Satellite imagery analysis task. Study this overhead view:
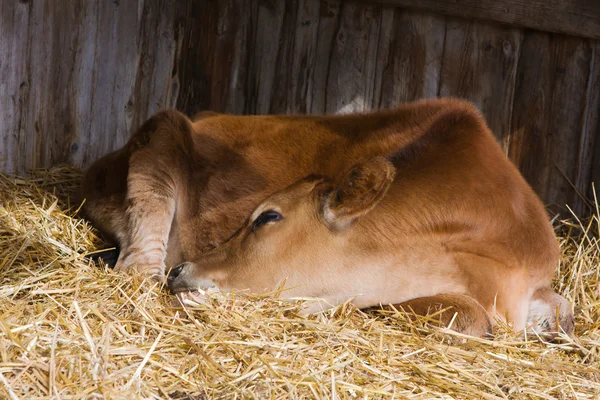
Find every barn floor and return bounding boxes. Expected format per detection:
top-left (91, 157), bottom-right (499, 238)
top-left (1, 167), bottom-right (599, 399)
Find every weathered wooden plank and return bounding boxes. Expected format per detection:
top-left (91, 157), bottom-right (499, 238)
top-left (374, 9), bottom-right (446, 109)
top-left (308, 0), bottom-right (343, 114)
top-left (438, 18), bottom-right (522, 141)
top-left (582, 41), bottom-right (600, 210)
top-left (82, 0), bottom-right (140, 165)
top-left (123, 1), bottom-right (181, 140)
top-left (0, 0), bottom-right (183, 173)
top-left (206, 0), bottom-right (258, 115)
top-left (246, 0), bottom-right (288, 114)
top-left (277, 0), bottom-right (321, 114)
top-left (363, 0), bottom-right (600, 40)
top-left (325, 1), bottom-right (384, 114)
top-left (1, 0), bottom-right (599, 220)
top-left (246, 0), bottom-right (340, 115)
top-left (508, 33), bottom-right (597, 215)
top-left (0, 0), bottom-right (29, 172)
top-left (250, 0), bottom-right (326, 115)
top-left (217, 0), bottom-right (260, 115)
top-left (173, 0), bottom-right (223, 115)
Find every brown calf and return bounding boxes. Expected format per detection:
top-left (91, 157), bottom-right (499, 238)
top-left (82, 98), bottom-right (573, 337)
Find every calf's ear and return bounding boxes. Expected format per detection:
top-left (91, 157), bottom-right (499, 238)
top-left (322, 157), bottom-right (396, 231)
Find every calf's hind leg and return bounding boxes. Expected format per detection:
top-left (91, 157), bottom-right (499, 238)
top-left (376, 293), bottom-right (492, 338)
top-left (527, 287), bottom-right (574, 337)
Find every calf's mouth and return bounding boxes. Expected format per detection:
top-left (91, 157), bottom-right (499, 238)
top-left (166, 262), bottom-right (219, 294)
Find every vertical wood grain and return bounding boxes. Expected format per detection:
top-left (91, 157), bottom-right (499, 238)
top-left (209, 0), bottom-right (257, 115)
top-left (0, 0), bottom-right (29, 172)
top-left (275, 0), bottom-right (321, 114)
top-left (375, 9), bottom-right (446, 109)
top-left (0, 0), bottom-right (183, 172)
top-left (325, 2), bottom-right (383, 114)
top-left (438, 19), bottom-right (522, 141)
top-left (248, 0), bottom-right (287, 114)
top-left (509, 33), bottom-right (596, 214)
top-left (579, 41), bottom-right (600, 212)
top-left (253, 0), bottom-right (327, 114)
top-left (1, 0), bottom-right (599, 216)
top-left (173, 0), bottom-right (220, 115)
top-left (360, 0), bottom-right (600, 40)
top-left (307, 0), bottom-right (343, 114)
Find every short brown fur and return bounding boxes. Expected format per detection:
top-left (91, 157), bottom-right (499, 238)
top-left (82, 98), bottom-right (573, 337)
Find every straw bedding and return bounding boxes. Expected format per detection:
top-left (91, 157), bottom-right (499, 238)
top-left (0, 167), bottom-right (599, 399)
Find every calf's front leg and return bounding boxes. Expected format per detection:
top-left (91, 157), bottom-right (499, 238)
top-left (114, 111), bottom-right (193, 279)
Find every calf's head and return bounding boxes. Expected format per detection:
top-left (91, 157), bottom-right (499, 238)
top-left (167, 157), bottom-right (396, 295)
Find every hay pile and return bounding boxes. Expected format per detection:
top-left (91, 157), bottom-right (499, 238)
top-left (0, 167), bottom-right (599, 399)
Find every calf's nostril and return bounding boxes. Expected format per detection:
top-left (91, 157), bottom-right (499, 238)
top-left (168, 263), bottom-right (186, 280)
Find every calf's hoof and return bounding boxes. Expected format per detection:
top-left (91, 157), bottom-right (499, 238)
top-left (527, 288), bottom-right (575, 339)
top-left (113, 254), bottom-right (167, 282)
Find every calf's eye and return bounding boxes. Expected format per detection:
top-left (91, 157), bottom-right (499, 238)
top-left (252, 210), bottom-right (283, 231)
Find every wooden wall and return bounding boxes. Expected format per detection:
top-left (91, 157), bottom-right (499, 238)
top-left (1, 0), bottom-right (599, 216)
